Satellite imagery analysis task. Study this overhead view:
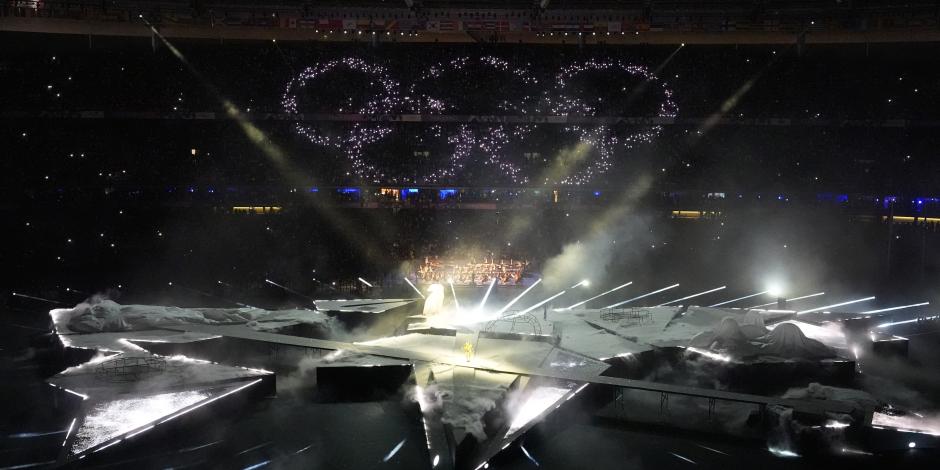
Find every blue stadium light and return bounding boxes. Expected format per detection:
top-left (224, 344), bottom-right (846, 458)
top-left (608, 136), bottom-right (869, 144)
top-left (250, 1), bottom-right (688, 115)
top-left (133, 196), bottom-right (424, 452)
top-left (309, 187), bottom-right (319, 193)
top-left (338, 187), bottom-right (359, 194)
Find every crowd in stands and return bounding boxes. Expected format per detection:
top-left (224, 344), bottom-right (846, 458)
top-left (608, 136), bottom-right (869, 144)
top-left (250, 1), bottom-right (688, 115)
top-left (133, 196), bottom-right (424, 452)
top-left (0, 38), bottom-right (937, 194)
top-left (4, 119), bottom-right (940, 200)
top-left (4, 35), bottom-right (940, 304)
top-left (0, 37), bottom-right (940, 194)
top-left (2, 38), bottom-right (938, 120)
top-left (7, 195), bottom-right (940, 310)
top-left (415, 256), bottom-right (529, 286)
top-left (3, 0), bottom-right (937, 38)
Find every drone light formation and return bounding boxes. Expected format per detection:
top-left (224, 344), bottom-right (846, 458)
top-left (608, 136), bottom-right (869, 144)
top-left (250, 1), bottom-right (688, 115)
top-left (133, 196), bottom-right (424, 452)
top-left (14, 15), bottom-right (940, 470)
top-left (281, 57), bottom-right (677, 185)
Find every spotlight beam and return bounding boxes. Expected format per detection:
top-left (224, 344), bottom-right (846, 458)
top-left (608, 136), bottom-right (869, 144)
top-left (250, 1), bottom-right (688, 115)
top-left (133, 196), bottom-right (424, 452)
top-left (651, 43), bottom-right (684, 77)
top-left (657, 286), bottom-right (726, 307)
top-left (478, 278), bottom-right (497, 311)
top-left (358, 277), bottom-right (373, 288)
top-left (495, 278), bottom-right (542, 316)
top-left (449, 281), bottom-right (460, 313)
top-left (506, 290), bottom-right (567, 319)
top-left (520, 444), bottom-right (541, 467)
top-left (622, 43), bottom-right (683, 109)
top-left (781, 292), bottom-right (826, 303)
top-left (141, 18), bottom-right (385, 269)
top-left (265, 278), bottom-right (316, 305)
top-left (566, 282), bottom-right (633, 310)
top-left (875, 315), bottom-right (940, 329)
top-left (604, 283), bottom-right (679, 309)
top-left (861, 302), bottom-right (929, 314)
top-left (748, 292), bottom-right (825, 309)
top-left (693, 47), bottom-right (785, 140)
top-left (797, 296), bottom-right (875, 315)
top-left (383, 439), bottom-right (407, 463)
top-left (708, 290), bottom-right (768, 307)
top-left (403, 277), bottom-right (425, 299)
top-left (11, 292), bottom-right (67, 305)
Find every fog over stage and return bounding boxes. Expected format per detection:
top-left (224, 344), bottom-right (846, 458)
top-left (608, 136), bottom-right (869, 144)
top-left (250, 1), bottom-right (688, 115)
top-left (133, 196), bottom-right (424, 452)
top-left (39, 284), bottom-right (940, 469)
top-left (8, 11), bottom-right (940, 469)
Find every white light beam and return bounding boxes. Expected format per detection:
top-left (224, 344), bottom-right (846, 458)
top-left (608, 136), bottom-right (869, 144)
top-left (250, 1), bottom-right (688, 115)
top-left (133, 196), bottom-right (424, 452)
top-left (749, 291), bottom-right (824, 309)
top-left (875, 315), bottom-right (940, 329)
top-left (861, 302), bottom-right (929, 314)
top-left (495, 278), bottom-right (542, 316)
top-left (657, 286), bottom-right (726, 307)
top-left (478, 278), bottom-right (497, 311)
top-left (520, 444), bottom-right (540, 467)
top-left (449, 281), bottom-right (460, 313)
top-left (62, 418), bottom-right (76, 448)
top-left (12, 292), bottom-right (66, 305)
top-left (670, 452), bottom-right (697, 464)
top-left (505, 290), bottom-right (567, 319)
top-left (358, 277), bottom-right (373, 288)
top-left (797, 296), bottom-right (875, 314)
top-left (383, 439), bottom-right (407, 462)
top-left (264, 278), bottom-right (315, 303)
top-left (566, 282), bottom-right (633, 310)
top-left (604, 283), bottom-right (680, 309)
top-left (708, 290), bottom-right (767, 307)
top-left (403, 277), bottom-right (425, 299)
top-left (159, 379), bottom-right (262, 425)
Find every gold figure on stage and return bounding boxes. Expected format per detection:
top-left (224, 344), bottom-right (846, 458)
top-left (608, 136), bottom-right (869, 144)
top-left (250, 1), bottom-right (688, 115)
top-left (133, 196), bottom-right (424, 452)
top-left (462, 341), bottom-right (474, 362)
